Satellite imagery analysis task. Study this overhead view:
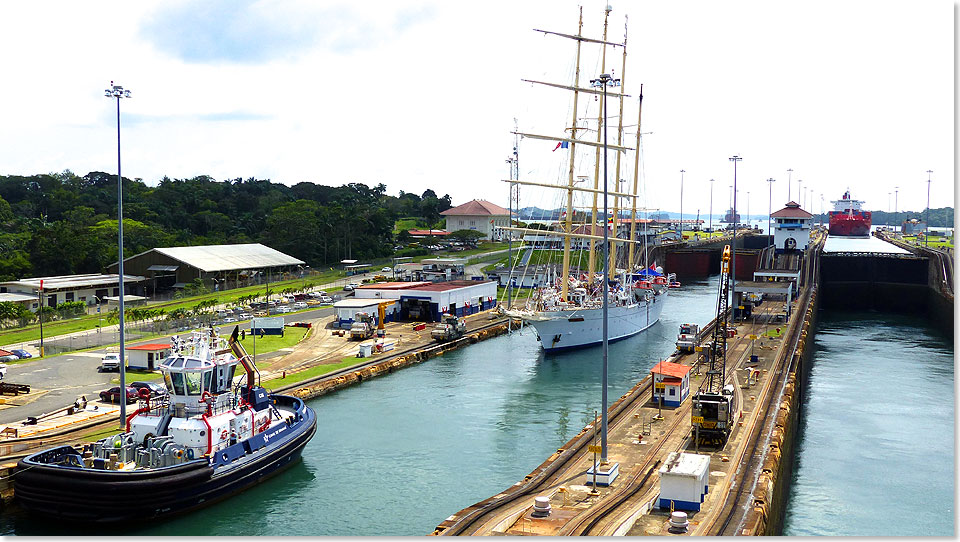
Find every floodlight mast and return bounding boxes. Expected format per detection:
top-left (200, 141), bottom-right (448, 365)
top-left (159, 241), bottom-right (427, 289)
top-left (105, 81), bottom-right (131, 425)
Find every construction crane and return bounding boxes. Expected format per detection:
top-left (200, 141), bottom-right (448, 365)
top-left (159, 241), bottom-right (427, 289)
top-left (691, 244), bottom-right (738, 447)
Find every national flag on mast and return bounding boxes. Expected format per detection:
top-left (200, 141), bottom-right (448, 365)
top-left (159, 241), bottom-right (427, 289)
top-left (552, 141), bottom-right (569, 152)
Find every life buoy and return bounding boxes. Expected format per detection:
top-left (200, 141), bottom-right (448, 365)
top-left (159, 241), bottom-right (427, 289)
top-left (187, 448), bottom-right (195, 460)
top-left (220, 428), bottom-right (229, 441)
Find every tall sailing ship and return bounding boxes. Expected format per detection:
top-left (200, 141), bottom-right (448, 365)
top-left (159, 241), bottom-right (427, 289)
top-left (501, 6), bottom-right (668, 353)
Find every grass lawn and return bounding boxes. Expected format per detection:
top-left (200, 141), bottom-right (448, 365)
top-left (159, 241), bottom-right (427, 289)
top-left (77, 424), bottom-right (125, 442)
top-left (901, 235), bottom-right (954, 250)
top-left (261, 356), bottom-right (362, 388)
top-left (498, 286), bottom-right (533, 301)
top-left (238, 326), bottom-right (310, 357)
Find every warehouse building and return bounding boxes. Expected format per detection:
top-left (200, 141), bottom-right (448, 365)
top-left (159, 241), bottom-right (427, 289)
top-left (0, 274), bottom-right (144, 310)
top-left (353, 280), bottom-right (497, 322)
top-left (108, 243), bottom-right (304, 295)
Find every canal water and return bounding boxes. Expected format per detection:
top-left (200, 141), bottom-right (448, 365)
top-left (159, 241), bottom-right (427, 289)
top-left (782, 310), bottom-right (954, 536)
top-left (1, 277), bottom-right (720, 536)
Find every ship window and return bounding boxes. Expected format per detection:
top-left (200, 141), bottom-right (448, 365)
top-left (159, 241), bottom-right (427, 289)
top-left (170, 372), bottom-right (185, 396)
top-left (202, 370), bottom-right (213, 394)
top-left (227, 365), bottom-right (237, 383)
top-left (163, 372), bottom-right (174, 393)
top-left (184, 371), bottom-right (203, 395)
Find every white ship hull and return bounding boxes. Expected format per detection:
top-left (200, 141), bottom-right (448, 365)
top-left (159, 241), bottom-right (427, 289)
top-left (519, 292), bottom-right (666, 352)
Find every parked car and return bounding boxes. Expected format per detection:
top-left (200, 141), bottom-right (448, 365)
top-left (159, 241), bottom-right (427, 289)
top-left (0, 363), bottom-right (7, 380)
top-left (381, 267), bottom-right (392, 272)
top-left (223, 316), bottom-right (238, 323)
top-left (129, 381), bottom-right (167, 399)
top-left (99, 386), bottom-right (139, 404)
top-left (318, 295), bottom-right (333, 304)
top-left (0, 352), bottom-right (17, 363)
top-left (344, 283), bottom-right (360, 291)
top-left (275, 306), bottom-right (291, 314)
top-left (99, 353), bottom-right (123, 372)
top-left (238, 312), bottom-right (252, 320)
top-left (11, 349), bottom-right (32, 359)
top-left (292, 301), bottom-right (307, 309)
top-left (253, 310), bottom-right (268, 317)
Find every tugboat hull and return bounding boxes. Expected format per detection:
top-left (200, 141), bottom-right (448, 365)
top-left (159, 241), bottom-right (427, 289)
top-left (14, 394), bottom-right (316, 523)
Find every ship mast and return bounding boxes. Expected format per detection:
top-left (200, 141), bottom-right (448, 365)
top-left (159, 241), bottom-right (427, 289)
top-left (609, 17), bottom-right (628, 277)
top-left (627, 85), bottom-right (643, 270)
top-left (560, 7), bottom-right (585, 303)
top-left (588, 6), bottom-right (612, 286)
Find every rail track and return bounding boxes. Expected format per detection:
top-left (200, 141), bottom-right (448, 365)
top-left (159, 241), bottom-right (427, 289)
top-left (436, 298), bottom-right (803, 537)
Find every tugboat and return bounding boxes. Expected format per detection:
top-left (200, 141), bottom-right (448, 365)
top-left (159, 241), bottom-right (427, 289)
top-left (828, 190), bottom-right (871, 236)
top-left (14, 327), bottom-right (316, 523)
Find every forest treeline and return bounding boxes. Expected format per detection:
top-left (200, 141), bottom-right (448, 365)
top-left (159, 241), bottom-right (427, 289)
top-left (0, 171), bottom-right (453, 281)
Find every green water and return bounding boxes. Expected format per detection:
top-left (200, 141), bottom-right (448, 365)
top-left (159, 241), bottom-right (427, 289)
top-left (782, 310), bottom-right (954, 536)
top-left (1, 277), bottom-right (720, 536)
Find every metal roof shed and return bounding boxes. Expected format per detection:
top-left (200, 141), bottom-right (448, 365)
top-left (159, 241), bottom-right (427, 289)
top-left (108, 243), bottom-right (303, 295)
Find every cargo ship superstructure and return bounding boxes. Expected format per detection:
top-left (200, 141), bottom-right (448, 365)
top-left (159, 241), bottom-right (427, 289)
top-left (828, 190), bottom-right (871, 236)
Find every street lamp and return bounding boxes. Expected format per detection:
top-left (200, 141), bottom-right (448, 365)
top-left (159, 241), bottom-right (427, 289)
top-left (679, 169), bottom-right (685, 237)
top-left (766, 178), bottom-right (776, 244)
top-left (925, 170), bottom-right (932, 247)
top-left (729, 155), bottom-right (742, 313)
top-left (787, 168), bottom-right (793, 201)
top-left (797, 179), bottom-right (803, 206)
top-left (894, 186), bottom-right (899, 230)
top-left (709, 179), bottom-right (715, 236)
top-left (590, 72), bottom-right (619, 466)
top-left (105, 81), bottom-right (131, 425)
top-left (746, 191), bottom-right (750, 229)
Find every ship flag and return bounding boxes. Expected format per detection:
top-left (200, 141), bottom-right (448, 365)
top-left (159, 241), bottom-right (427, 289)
top-left (553, 141), bottom-right (569, 151)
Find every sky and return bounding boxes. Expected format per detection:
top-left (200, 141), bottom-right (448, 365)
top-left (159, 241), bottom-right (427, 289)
top-left (0, 0), bottom-right (954, 219)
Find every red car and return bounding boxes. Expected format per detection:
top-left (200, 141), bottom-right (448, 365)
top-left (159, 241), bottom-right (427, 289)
top-left (99, 386), bottom-right (139, 404)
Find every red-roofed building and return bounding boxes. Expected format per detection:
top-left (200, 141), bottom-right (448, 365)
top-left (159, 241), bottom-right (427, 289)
top-left (441, 199), bottom-right (511, 240)
top-left (651, 361), bottom-right (693, 407)
top-left (771, 201), bottom-right (813, 251)
top-left (126, 343), bottom-right (172, 371)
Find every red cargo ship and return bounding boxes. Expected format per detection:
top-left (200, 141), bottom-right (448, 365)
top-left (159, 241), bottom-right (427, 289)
top-left (828, 190), bottom-right (871, 236)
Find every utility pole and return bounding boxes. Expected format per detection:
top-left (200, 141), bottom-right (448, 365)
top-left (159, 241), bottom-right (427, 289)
top-left (105, 81), bottom-right (131, 426)
top-left (894, 186), bottom-right (899, 231)
top-left (591, 71), bottom-right (620, 465)
top-left (729, 155), bottom-right (742, 313)
top-left (679, 169), bottom-right (685, 238)
top-left (925, 170), bottom-right (932, 247)
top-left (766, 178), bottom-right (776, 245)
top-left (787, 168), bottom-right (793, 201)
top-left (709, 179), bottom-right (715, 235)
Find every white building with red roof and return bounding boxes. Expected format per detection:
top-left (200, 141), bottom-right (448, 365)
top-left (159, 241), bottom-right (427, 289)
top-left (650, 361), bottom-right (693, 407)
top-left (441, 200), bottom-right (511, 240)
top-left (770, 201), bottom-right (813, 251)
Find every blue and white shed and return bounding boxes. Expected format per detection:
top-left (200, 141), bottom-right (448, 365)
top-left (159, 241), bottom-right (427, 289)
top-left (658, 452), bottom-right (711, 511)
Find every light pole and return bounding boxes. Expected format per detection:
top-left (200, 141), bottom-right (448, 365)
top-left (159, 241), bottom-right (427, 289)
top-left (709, 179), bottom-right (715, 236)
top-left (679, 169), bottom-right (685, 237)
top-left (746, 191), bottom-right (750, 229)
top-left (925, 170), bottom-right (932, 246)
top-left (729, 155), bottom-right (742, 314)
top-left (766, 178), bottom-right (776, 244)
top-left (105, 81), bottom-right (131, 425)
top-left (590, 72), bottom-right (619, 466)
top-left (797, 179), bottom-right (803, 207)
top-left (894, 186), bottom-right (899, 231)
top-left (787, 168), bottom-right (793, 201)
